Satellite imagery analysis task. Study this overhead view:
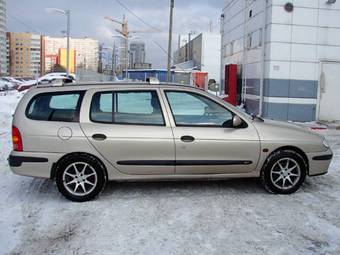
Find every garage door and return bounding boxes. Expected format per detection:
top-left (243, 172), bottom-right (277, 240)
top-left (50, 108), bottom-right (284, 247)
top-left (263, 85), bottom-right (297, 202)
top-left (318, 62), bottom-right (340, 121)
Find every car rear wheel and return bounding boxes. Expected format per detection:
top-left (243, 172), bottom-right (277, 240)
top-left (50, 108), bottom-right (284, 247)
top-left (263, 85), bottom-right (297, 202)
top-left (261, 150), bottom-right (307, 194)
top-left (55, 154), bottom-right (106, 202)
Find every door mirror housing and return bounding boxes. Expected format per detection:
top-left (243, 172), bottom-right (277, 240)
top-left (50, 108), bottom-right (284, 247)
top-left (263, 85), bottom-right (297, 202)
top-left (233, 115), bottom-right (243, 128)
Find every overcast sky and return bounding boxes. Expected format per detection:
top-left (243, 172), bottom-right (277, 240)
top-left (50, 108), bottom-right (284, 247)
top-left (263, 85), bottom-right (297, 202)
top-left (7, 0), bottom-right (224, 68)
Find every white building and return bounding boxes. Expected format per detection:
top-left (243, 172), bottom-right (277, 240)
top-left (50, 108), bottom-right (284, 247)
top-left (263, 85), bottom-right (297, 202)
top-left (174, 32), bottom-right (221, 82)
top-left (221, 0), bottom-right (340, 122)
top-left (0, 0), bottom-right (7, 75)
top-left (45, 36), bottom-right (99, 72)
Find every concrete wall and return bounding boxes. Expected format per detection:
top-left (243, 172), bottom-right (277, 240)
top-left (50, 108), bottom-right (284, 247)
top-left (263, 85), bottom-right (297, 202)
top-left (221, 0), bottom-right (268, 112)
top-left (221, 0), bottom-right (340, 122)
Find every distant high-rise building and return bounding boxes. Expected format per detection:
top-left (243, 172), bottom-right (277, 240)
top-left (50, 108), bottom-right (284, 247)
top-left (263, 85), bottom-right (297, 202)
top-left (7, 32), bottom-right (45, 77)
top-left (129, 41), bottom-right (146, 68)
top-left (114, 36), bottom-right (127, 74)
top-left (0, 0), bottom-right (7, 75)
top-left (45, 36), bottom-right (99, 72)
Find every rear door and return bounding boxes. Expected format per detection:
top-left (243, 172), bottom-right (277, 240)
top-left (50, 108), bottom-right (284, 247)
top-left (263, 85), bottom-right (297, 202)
top-left (80, 88), bottom-right (175, 175)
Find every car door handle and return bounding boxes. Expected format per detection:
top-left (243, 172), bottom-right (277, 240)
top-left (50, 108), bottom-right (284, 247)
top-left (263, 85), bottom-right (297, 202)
top-left (92, 134), bottom-right (107, 141)
top-left (181, 135), bottom-right (195, 143)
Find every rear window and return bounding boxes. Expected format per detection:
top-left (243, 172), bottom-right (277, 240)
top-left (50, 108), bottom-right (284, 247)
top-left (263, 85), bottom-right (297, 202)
top-left (26, 91), bottom-right (84, 122)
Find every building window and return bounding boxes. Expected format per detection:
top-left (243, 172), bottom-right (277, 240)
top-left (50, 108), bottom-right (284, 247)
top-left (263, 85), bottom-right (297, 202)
top-left (259, 28), bottom-right (263, 47)
top-left (247, 33), bottom-right (253, 49)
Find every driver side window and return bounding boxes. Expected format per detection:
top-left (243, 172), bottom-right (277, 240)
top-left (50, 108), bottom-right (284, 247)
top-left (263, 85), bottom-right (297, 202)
top-left (165, 91), bottom-right (233, 127)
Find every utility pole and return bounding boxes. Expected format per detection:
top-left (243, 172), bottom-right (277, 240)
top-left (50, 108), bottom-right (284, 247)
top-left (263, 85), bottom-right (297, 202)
top-left (111, 42), bottom-right (116, 79)
top-left (167, 0), bottom-right (174, 82)
top-left (122, 15), bottom-right (129, 80)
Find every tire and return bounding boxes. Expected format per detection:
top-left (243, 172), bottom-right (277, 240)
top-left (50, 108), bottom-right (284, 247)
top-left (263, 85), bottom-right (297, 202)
top-left (261, 149), bottom-right (307, 194)
top-left (55, 154), bottom-right (106, 202)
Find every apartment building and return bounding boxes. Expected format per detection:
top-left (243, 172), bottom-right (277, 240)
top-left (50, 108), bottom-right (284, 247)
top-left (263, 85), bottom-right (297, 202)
top-left (221, 0), bottom-right (340, 122)
top-left (7, 32), bottom-right (45, 77)
top-left (0, 0), bottom-right (7, 75)
top-left (45, 36), bottom-right (99, 72)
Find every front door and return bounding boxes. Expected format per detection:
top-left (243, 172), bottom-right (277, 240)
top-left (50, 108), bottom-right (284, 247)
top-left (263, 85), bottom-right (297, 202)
top-left (163, 89), bottom-right (260, 175)
top-left (80, 88), bottom-right (175, 175)
top-left (318, 62), bottom-right (340, 121)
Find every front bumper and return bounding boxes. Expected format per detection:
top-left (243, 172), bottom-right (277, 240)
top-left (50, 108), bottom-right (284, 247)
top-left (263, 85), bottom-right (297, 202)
top-left (306, 148), bottom-right (333, 176)
top-left (8, 151), bottom-right (64, 179)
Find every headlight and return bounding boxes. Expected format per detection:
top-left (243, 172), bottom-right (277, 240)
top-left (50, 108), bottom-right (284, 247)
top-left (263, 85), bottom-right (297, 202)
top-left (323, 139), bottom-right (330, 149)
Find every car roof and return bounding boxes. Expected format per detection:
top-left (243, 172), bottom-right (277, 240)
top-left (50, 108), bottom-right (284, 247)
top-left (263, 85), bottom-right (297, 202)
top-left (32, 81), bottom-right (200, 92)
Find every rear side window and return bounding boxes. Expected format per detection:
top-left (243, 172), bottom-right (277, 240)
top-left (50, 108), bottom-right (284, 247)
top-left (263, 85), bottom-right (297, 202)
top-left (90, 90), bottom-right (165, 126)
top-left (26, 91), bottom-right (84, 122)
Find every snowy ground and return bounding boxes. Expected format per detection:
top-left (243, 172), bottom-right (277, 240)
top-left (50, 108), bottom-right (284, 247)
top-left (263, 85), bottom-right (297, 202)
top-left (1, 92), bottom-right (340, 255)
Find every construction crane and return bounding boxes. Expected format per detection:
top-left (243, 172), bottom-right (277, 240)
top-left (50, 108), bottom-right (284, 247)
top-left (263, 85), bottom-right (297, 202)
top-left (105, 15), bottom-right (159, 79)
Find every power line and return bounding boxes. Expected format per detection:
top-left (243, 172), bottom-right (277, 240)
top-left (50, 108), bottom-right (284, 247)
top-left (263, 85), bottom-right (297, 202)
top-left (152, 40), bottom-right (204, 87)
top-left (113, 0), bottom-right (161, 32)
top-left (152, 40), bottom-right (185, 71)
top-left (7, 12), bottom-right (41, 34)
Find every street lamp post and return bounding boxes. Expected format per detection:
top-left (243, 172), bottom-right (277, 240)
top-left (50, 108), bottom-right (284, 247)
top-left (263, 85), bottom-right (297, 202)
top-left (46, 8), bottom-right (71, 78)
top-left (66, 10), bottom-right (70, 78)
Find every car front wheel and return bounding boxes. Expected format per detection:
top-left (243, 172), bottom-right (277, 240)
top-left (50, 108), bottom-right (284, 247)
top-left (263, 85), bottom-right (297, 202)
top-left (261, 150), bottom-right (307, 194)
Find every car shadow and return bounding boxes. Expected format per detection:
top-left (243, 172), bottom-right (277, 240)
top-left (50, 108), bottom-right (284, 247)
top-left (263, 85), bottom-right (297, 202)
top-left (100, 178), bottom-right (267, 200)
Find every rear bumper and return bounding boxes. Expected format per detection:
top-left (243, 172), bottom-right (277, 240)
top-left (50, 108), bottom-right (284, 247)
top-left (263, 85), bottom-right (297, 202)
top-left (8, 155), bottom-right (48, 167)
top-left (307, 148), bottom-right (333, 176)
top-left (8, 151), bottom-right (64, 179)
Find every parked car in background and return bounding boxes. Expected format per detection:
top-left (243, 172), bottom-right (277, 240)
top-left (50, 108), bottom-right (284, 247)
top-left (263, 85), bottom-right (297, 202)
top-left (1, 77), bottom-right (23, 90)
top-left (40, 72), bottom-right (76, 81)
top-left (9, 81), bottom-right (333, 202)
top-left (0, 80), bottom-right (14, 91)
top-left (18, 75), bottom-right (76, 92)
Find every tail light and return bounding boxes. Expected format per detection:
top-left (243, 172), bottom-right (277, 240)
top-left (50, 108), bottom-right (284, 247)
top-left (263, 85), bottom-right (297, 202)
top-left (12, 125), bottom-right (23, 151)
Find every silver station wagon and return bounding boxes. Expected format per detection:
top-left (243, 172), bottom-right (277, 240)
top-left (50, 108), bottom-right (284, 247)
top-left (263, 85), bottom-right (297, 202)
top-left (9, 81), bottom-right (333, 202)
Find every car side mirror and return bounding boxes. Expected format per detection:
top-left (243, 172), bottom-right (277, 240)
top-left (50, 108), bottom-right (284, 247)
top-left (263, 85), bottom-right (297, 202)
top-left (233, 115), bottom-right (243, 128)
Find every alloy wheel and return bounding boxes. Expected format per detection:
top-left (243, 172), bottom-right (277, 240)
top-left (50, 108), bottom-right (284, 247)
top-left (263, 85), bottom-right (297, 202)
top-left (62, 162), bottom-right (98, 196)
top-left (270, 158), bottom-right (301, 190)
